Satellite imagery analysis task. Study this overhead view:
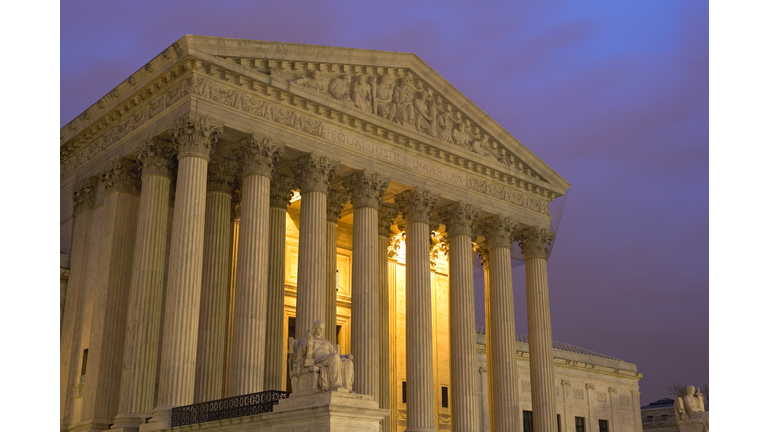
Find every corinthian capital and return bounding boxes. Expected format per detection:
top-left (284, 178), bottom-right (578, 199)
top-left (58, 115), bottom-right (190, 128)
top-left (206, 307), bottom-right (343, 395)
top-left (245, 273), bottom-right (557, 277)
top-left (269, 174), bottom-right (296, 208)
top-left (477, 216), bottom-right (517, 249)
top-left (394, 188), bottom-right (438, 224)
top-left (73, 176), bottom-right (98, 214)
top-left (233, 134), bottom-right (284, 178)
top-left (387, 232), bottom-right (403, 259)
top-left (515, 227), bottom-right (554, 259)
top-left (289, 153), bottom-right (339, 194)
top-left (378, 204), bottom-right (400, 237)
top-left (170, 113), bottom-right (222, 160)
top-left (342, 170), bottom-right (390, 209)
top-left (207, 155), bottom-right (239, 193)
top-left (135, 138), bottom-right (177, 178)
top-left (327, 189), bottom-right (348, 222)
top-left (438, 202), bottom-right (479, 238)
top-left (101, 157), bottom-right (140, 196)
top-left (473, 238), bottom-right (489, 268)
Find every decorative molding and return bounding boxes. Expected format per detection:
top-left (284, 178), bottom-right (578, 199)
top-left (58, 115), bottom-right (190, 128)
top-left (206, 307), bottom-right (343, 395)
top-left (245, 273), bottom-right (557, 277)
top-left (207, 155), bottom-right (239, 193)
top-left (586, 383), bottom-right (596, 391)
top-left (341, 170), bottom-right (389, 210)
top-left (438, 202), bottom-right (479, 238)
top-left (326, 189), bottom-right (348, 222)
top-left (60, 268), bottom-right (71, 284)
top-left (387, 232), bottom-right (403, 259)
top-left (573, 388), bottom-right (584, 400)
top-left (289, 153), bottom-right (339, 194)
top-left (516, 227), bottom-right (554, 259)
top-left (72, 176), bottom-right (98, 214)
top-left (472, 238), bottom-right (489, 269)
top-left (135, 137), bottom-right (177, 178)
top-left (269, 174), bottom-right (296, 208)
top-left (230, 188), bottom-right (242, 221)
top-left (477, 216), bottom-right (517, 250)
top-left (101, 157), bottom-right (141, 196)
top-left (521, 380), bottom-right (531, 392)
top-left (597, 391), bottom-right (607, 402)
top-left (232, 133), bottom-right (284, 178)
top-left (170, 113), bottom-right (222, 160)
top-left (394, 188), bottom-right (437, 224)
top-left (378, 204), bottom-right (399, 238)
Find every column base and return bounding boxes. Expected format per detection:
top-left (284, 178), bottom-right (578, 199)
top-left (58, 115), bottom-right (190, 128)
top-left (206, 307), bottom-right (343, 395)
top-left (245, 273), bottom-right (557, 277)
top-left (111, 414), bottom-right (149, 432)
top-left (71, 419), bottom-right (112, 432)
top-left (139, 406), bottom-right (173, 431)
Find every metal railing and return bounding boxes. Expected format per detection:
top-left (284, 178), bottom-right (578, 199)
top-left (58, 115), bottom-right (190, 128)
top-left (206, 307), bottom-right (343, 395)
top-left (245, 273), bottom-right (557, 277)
top-left (170, 390), bottom-right (290, 427)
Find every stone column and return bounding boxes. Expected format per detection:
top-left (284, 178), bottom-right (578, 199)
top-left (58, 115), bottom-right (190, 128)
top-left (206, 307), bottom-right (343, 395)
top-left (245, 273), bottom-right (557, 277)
top-left (516, 227), bottom-right (557, 432)
top-left (113, 138), bottom-right (176, 431)
top-left (472, 240), bottom-right (493, 431)
top-left (477, 216), bottom-right (520, 432)
top-left (193, 156), bottom-right (238, 403)
top-left (228, 134), bottom-right (284, 396)
top-left (343, 171), bottom-right (389, 399)
top-left (394, 188), bottom-right (438, 432)
top-left (387, 231), bottom-right (402, 432)
top-left (263, 174), bottom-right (296, 391)
top-left (61, 175), bottom-right (98, 430)
top-left (154, 114), bottom-right (222, 422)
top-left (439, 203), bottom-right (481, 432)
top-left (378, 205), bottom-right (399, 432)
top-left (79, 158), bottom-right (141, 431)
top-left (289, 154), bottom-right (339, 337)
top-left (60, 256), bottom-right (70, 334)
top-left (325, 190), bottom-right (348, 346)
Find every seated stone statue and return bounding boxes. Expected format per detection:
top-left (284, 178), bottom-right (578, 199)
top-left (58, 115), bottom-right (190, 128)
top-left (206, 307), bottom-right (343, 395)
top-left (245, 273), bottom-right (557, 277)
top-left (289, 319), bottom-right (354, 395)
top-left (674, 385), bottom-right (708, 432)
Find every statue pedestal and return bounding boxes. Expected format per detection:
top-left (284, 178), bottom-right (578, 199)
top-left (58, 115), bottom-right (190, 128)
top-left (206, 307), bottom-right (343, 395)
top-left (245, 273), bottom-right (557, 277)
top-left (677, 419), bottom-right (707, 432)
top-left (265, 390), bottom-right (388, 432)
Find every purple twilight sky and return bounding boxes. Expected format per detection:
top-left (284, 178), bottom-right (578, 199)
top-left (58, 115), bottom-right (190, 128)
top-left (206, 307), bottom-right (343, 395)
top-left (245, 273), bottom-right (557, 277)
top-left (60, 1), bottom-right (708, 406)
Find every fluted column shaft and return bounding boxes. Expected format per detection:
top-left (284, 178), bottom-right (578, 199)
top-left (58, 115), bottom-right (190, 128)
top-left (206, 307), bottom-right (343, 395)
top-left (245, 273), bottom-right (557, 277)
top-left (325, 190), bottom-right (347, 346)
top-left (264, 174), bottom-right (294, 391)
top-left (387, 236), bottom-right (400, 432)
top-left (395, 188), bottom-right (438, 432)
top-left (194, 188), bottom-right (233, 402)
top-left (228, 134), bottom-right (283, 396)
top-left (61, 176), bottom-right (97, 429)
top-left (291, 154), bottom-right (338, 337)
top-left (344, 171), bottom-right (388, 400)
top-left (80, 159), bottom-right (141, 429)
top-left (378, 204), bottom-right (398, 432)
top-left (440, 202), bottom-right (481, 432)
top-left (115, 139), bottom-right (174, 429)
top-left (518, 227), bottom-right (557, 432)
top-left (478, 216), bottom-right (521, 432)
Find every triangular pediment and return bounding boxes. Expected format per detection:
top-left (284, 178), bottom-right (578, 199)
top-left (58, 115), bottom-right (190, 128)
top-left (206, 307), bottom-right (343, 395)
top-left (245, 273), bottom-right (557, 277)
top-left (183, 36), bottom-right (569, 195)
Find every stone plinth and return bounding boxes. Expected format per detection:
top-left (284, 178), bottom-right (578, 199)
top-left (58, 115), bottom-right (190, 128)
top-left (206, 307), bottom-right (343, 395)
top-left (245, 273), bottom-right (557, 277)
top-left (269, 391), bottom-right (389, 432)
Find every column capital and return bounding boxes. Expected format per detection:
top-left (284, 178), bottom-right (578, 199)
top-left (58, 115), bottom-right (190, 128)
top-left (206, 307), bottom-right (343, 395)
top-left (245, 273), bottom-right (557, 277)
top-left (207, 155), bottom-right (239, 194)
top-left (438, 202), bottom-right (479, 238)
top-left (586, 383), bottom-right (595, 390)
top-left (342, 170), bottom-right (390, 209)
top-left (233, 134), bottom-right (284, 178)
top-left (170, 113), bottom-right (222, 160)
top-left (135, 138), bottom-right (177, 178)
top-left (378, 204), bottom-right (400, 237)
top-left (231, 188), bottom-right (241, 221)
top-left (430, 227), bottom-right (447, 269)
top-left (289, 153), bottom-right (339, 194)
top-left (387, 232), bottom-right (403, 259)
top-left (326, 189), bottom-right (348, 222)
top-left (477, 216), bottom-right (517, 249)
top-left (269, 174), bottom-right (296, 208)
top-left (516, 227), bottom-right (554, 259)
top-left (393, 188), bottom-right (438, 224)
top-left (102, 157), bottom-right (141, 196)
top-left (73, 175), bottom-right (98, 214)
top-left (472, 238), bottom-right (489, 268)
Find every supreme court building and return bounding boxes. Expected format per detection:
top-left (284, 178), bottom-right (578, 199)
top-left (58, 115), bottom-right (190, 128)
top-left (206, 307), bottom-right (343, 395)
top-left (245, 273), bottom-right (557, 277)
top-left (60, 36), bottom-right (644, 432)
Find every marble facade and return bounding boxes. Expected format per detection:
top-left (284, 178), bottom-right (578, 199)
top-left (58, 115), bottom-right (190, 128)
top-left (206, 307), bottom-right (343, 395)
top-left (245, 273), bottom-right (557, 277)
top-left (61, 36), bottom-right (641, 432)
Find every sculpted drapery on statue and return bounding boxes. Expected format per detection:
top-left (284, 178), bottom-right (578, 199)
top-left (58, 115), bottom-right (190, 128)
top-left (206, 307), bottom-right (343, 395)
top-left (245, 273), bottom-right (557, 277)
top-left (675, 385), bottom-right (709, 431)
top-left (289, 320), bottom-right (354, 394)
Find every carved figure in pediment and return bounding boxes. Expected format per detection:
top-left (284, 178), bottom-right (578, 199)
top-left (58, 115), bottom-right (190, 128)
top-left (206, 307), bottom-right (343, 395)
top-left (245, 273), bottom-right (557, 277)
top-left (328, 74), bottom-right (352, 100)
top-left (452, 123), bottom-right (471, 148)
top-left (374, 75), bottom-right (395, 118)
top-left (352, 75), bottom-right (373, 113)
top-left (269, 66), bottom-right (285, 79)
top-left (391, 75), bottom-right (415, 124)
top-left (414, 91), bottom-right (438, 137)
top-left (292, 69), bottom-right (325, 93)
top-left (470, 135), bottom-right (492, 157)
top-left (436, 112), bottom-right (454, 143)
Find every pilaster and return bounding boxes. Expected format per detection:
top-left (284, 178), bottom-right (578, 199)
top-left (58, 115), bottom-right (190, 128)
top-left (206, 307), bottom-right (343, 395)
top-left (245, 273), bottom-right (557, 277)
top-left (394, 188), bottom-right (438, 432)
top-left (289, 154), bottom-right (339, 337)
top-left (228, 134), bottom-right (284, 396)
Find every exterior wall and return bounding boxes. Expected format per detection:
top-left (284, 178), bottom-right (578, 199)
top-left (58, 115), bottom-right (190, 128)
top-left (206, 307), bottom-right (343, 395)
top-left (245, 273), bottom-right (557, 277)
top-left (641, 405), bottom-right (677, 432)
